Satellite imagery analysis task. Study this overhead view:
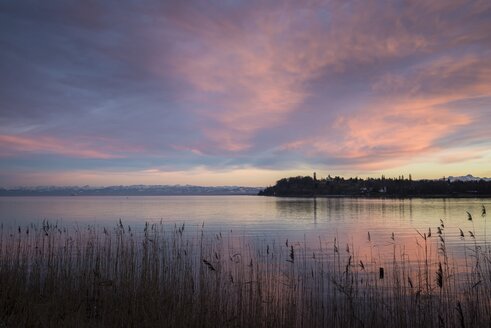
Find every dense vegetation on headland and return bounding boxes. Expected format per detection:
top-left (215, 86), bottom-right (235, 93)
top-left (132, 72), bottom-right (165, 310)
top-left (258, 175), bottom-right (491, 197)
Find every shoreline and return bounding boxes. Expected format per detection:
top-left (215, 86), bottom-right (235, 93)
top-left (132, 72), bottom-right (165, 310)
top-left (259, 194), bottom-right (491, 199)
top-left (0, 193), bottom-right (490, 199)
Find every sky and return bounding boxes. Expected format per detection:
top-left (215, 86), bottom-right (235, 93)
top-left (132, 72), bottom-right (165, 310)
top-left (0, 0), bottom-right (490, 187)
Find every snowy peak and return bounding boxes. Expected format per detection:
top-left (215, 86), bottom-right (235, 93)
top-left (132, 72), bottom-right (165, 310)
top-left (447, 174), bottom-right (491, 182)
top-left (0, 185), bottom-right (263, 196)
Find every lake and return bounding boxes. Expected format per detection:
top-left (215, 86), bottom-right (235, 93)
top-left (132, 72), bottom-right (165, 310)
top-left (1, 196), bottom-right (489, 262)
top-left (1, 196), bottom-right (491, 326)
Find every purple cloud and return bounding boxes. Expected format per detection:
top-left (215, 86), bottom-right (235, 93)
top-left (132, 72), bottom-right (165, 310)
top-left (0, 0), bottom-right (490, 185)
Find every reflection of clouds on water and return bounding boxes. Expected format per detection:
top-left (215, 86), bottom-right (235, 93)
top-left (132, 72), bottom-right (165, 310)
top-left (0, 196), bottom-right (489, 267)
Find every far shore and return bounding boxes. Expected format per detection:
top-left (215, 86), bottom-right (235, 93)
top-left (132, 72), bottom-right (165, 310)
top-left (1, 193), bottom-right (490, 199)
top-left (259, 193), bottom-right (491, 199)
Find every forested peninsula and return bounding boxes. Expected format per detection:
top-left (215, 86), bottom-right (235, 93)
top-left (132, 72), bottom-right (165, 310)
top-left (258, 175), bottom-right (491, 197)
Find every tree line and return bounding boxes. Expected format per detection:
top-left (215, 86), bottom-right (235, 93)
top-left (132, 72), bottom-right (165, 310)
top-left (258, 175), bottom-right (491, 197)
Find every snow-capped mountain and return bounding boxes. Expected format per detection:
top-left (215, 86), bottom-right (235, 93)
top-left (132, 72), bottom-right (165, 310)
top-left (0, 185), bottom-right (263, 196)
top-left (447, 174), bottom-right (491, 182)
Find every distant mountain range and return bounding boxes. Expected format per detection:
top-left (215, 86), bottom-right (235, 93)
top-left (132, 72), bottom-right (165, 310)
top-left (447, 174), bottom-right (491, 182)
top-left (0, 185), bottom-right (262, 196)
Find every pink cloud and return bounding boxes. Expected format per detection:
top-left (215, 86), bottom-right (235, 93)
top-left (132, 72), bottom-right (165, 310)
top-left (156, 1), bottom-right (444, 155)
top-left (0, 134), bottom-right (124, 159)
top-left (280, 98), bottom-right (473, 170)
top-left (339, 103), bottom-right (470, 162)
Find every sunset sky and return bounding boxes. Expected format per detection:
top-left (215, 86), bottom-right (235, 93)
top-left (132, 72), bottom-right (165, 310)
top-left (1, 1), bottom-right (490, 187)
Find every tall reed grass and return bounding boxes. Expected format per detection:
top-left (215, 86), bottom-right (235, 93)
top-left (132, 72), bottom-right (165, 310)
top-left (0, 209), bottom-right (490, 327)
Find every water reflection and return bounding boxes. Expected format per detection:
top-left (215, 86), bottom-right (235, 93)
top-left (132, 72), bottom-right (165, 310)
top-left (275, 198), bottom-right (318, 223)
top-left (0, 196), bottom-right (489, 262)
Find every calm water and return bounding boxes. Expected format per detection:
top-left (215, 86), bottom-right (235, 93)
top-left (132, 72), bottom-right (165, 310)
top-left (1, 196), bottom-right (489, 261)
